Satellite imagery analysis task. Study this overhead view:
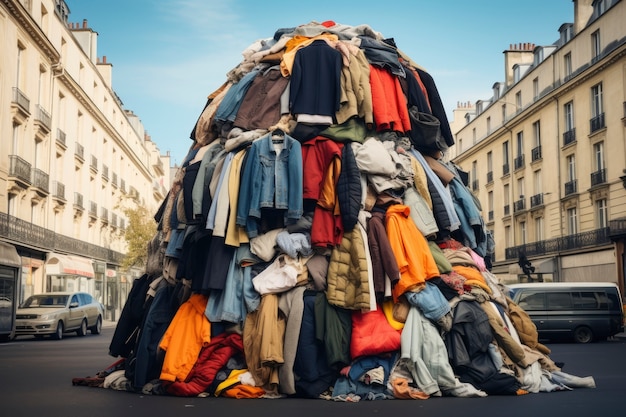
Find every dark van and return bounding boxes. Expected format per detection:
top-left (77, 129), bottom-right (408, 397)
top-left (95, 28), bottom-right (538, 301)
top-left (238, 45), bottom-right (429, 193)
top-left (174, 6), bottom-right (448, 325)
top-left (507, 282), bottom-right (624, 343)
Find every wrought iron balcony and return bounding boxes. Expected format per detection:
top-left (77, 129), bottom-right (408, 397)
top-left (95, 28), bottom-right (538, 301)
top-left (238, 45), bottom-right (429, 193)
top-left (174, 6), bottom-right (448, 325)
top-left (563, 128), bottom-right (576, 146)
top-left (56, 128), bottom-right (67, 149)
top-left (502, 163), bottom-right (510, 176)
top-left (89, 201), bottom-right (98, 218)
top-left (530, 193), bottom-right (544, 208)
top-left (8, 155), bottom-right (32, 187)
top-left (514, 198), bottom-right (526, 212)
top-left (504, 204), bottom-right (510, 216)
top-left (34, 104), bottom-right (52, 132)
top-left (505, 227), bottom-right (611, 259)
top-left (564, 179), bottom-right (577, 196)
top-left (471, 179), bottom-right (479, 191)
top-left (590, 168), bottom-right (606, 187)
top-left (590, 113), bottom-right (605, 133)
top-left (73, 192), bottom-right (84, 210)
top-left (531, 145), bottom-right (542, 162)
top-left (488, 210), bottom-right (494, 221)
top-left (514, 155), bottom-right (525, 170)
top-left (75, 143), bottom-right (85, 161)
top-left (90, 155), bottom-right (98, 173)
top-left (11, 87), bottom-right (30, 114)
top-left (486, 171), bottom-right (493, 184)
top-left (30, 168), bottom-right (49, 194)
top-left (51, 181), bottom-right (66, 201)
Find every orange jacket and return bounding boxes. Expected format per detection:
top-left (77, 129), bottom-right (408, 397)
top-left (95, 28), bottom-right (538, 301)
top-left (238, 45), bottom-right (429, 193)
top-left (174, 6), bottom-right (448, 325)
top-left (386, 204), bottom-right (440, 302)
top-left (159, 294), bottom-right (212, 382)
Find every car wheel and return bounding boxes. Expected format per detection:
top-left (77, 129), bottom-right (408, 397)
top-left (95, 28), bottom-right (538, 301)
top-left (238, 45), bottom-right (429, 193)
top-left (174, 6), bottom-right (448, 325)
top-left (573, 326), bottom-right (593, 343)
top-left (90, 316), bottom-right (102, 335)
top-left (77, 319), bottom-right (87, 336)
top-left (53, 321), bottom-right (64, 340)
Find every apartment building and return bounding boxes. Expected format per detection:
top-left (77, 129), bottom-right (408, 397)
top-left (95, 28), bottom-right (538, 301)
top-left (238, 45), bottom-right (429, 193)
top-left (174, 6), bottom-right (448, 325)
top-left (450, 0), bottom-right (626, 297)
top-left (0, 0), bottom-right (170, 320)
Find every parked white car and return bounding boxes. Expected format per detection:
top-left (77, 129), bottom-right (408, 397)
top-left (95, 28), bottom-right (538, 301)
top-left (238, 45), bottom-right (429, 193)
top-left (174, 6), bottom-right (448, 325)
top-left (15, 292), bottom-right (104, 340)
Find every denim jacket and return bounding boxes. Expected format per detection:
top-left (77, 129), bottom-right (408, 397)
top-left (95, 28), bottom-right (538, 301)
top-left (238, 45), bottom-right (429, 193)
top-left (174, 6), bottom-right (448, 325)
top-left (236, 132), bottom-right (303, 238)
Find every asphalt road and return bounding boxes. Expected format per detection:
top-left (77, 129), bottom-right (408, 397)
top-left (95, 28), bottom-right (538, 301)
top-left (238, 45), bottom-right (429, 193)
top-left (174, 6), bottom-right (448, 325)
top-left (0, 326), bottom-right (624, 417)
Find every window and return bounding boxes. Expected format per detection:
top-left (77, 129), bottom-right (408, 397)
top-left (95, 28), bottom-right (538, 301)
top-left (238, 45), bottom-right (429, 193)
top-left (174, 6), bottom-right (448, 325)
top-left (591, 83), bottom-right (603, 118)
top-left (519, 221), bottom-right (527, 245)
top-left (503, 141), bottom-right (510, 175)
top-left (533, 121), bottom-right (541, 148)
top-left (534, 170), bottom-right (542, 194)
top-left (486, 116), bottom-right (491, 134)
top-left (535, 216), bottom-right (544, 241)
top-left (566, 154), bottom-right (576, 181)
top-left (487, 151), bottom-right (493, 182)
top-left (505, 225), bottom-right (511, 247)
top-left (572, 292), bottom-right (599, 309)
top-left (516, 131), bottom-right (524, 157)
top-left (547, 292), bottom-right (573, 309)
top-left (488, 191), bottom-right (494, 216)
top-left (517, 177), bottom-right (525, 199)
top-left (567, 207), bottom-right (578, 234)
top-left (596, 198), bottom-right (608, 228)
top-left (518, 291), bottom-right (545, 310)
top-left (533, 77), bottom-right (539, 100)
top-left (515, 91), bottom-right (522, 111)
top-left (502, 103), bottom-right (507, 123)
top-left (504, 184), bottom-right (510, 205)
top-left (593, 142), bottom-right (604, 172)
top-left (594, 0), bottom-right (606, 17)
top-left (564, 101), bottom-right (574, 131)
top-left (591, 30), bottom-right (601, 62)
top-left (564, 52), bottom-right (572, 78)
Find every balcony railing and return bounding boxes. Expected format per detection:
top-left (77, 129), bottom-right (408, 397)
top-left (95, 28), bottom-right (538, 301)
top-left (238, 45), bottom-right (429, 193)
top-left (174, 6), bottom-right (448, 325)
top-left (514, 155), bottom-right (525, 170)
top-left (531, 145), bottom-right (542, 162)
top-left (8, 155), bottom-right (32, 185)
top-left (12, 87), bottom-right (30, 113)
top-left (90, 155), bottom-right (98, 173)
top-left (530, 193), bottom-right (544, 207)
top-left (590, 113), bottom-right (605, 133)
top-left (590, 168), bottom-right (606, 186)
top-left (502, 163), bottom-right (510, 176)
top-left (504, 204), bottom-right (510, 216)
top-left (564, 179), bottom-right (577, 196)
top-left (471, 179), bottom-right (479, 191)
top-left (56, 128), bottom-right (66, 148)
top-left (35, 104), bottom-right (52, 131)
top-left (563, 128), bottom-right (576, 146)
top-left (30, 168), bottom-right (49, 193)
top-left (51, 181), bottom-right (65, 200)
top-left (0, 211), bottom-right (124, 264)
top-left (74, 192), bottom-right (84, 210)
top-left (75, 143), bottom-right (85, 161)
top-left (488, 210), bottom-right (494, 221)
top-left (89, 201), bottom-right (98, 218)
top-left (514, 198), bottom-right (526, 212)
top-left (505, 227), bottom-right (611, 259)
top-left (486, 171), bottom-right (493, 183)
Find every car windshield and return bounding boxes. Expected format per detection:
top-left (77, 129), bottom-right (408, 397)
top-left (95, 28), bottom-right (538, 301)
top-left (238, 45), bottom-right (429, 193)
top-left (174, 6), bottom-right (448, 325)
top-left (21, 295), bottom-right (69, 308)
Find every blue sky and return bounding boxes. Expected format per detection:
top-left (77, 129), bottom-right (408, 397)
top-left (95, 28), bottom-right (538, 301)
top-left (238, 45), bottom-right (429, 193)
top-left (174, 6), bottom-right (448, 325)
top-left (67, 0), bottom-right (573, 166)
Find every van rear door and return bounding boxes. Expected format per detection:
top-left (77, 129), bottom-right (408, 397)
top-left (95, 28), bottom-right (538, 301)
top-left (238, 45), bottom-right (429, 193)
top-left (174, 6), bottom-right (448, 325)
top-left (515, 289), bottom-right (549, 334)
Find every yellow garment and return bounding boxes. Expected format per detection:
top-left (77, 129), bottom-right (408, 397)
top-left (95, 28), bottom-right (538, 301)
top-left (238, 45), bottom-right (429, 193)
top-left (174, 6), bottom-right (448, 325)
top-left (225, 149), bottom-right (250, 246)
top-left (382, 299), bottom-right (405, 330)
top-left (214, 369), bottom-right (248, 396)
top-left (409, 155), bottom-right (432, 209)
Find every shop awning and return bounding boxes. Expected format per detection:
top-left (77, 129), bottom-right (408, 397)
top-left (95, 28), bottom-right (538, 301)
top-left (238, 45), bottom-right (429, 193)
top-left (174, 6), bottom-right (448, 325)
top-left (46, 253), bottom-right (95, 278)
top-left (0, 241), bottom-right (20, 268)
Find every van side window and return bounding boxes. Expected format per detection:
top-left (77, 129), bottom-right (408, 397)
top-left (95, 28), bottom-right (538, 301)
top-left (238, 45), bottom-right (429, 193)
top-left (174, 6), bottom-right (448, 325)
top-left (546, 292), bottom-right (573, 309)
top-left (572, 291), bottom-right (598, 309)
top-left (518, 291), bottom-right (546, 310)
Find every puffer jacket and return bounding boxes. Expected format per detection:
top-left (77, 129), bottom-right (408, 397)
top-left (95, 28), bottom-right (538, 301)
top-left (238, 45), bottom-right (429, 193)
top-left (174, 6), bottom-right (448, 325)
top-left (166, 332), bottom-right (244, 397)
top-left (326, 225), bottom-right (371, 310)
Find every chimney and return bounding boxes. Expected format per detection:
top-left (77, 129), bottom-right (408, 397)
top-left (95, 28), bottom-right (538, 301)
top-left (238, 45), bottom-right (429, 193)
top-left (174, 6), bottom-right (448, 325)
top-left (83, 19), bottom-right (88, 29)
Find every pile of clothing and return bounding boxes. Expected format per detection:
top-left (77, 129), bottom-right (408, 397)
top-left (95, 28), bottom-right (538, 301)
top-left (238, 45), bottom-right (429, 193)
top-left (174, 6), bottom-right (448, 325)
top-left (73, 20), bottom-right (596, 400)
